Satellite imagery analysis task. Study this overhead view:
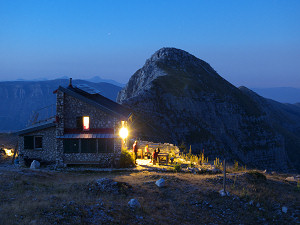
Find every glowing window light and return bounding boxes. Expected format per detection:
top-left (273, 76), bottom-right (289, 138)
top-left (83, 116), bottom-right (89, 130)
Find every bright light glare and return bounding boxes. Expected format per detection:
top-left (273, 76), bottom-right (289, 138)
top-left (4, 148), bottom-right (13, 156)
top-left (119, 127), bottom-right (128, 139)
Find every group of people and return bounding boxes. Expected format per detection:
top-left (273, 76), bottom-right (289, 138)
top-left (132, 140), bottom-right (160, 165)
top-left (150, 148), bottom-right (160, 165)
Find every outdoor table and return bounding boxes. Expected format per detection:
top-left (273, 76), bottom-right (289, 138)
top-left (157, 153), bottom-right (169, 165)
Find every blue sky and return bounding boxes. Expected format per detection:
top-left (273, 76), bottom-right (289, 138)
top-left (0, 0), bottom-right (299, 87)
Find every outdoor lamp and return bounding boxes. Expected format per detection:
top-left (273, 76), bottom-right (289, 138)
top-left (119, 121), bottom-right (128, 139)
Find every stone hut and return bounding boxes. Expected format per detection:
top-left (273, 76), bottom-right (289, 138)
top-left (17, 80), bottom-right (131, 167)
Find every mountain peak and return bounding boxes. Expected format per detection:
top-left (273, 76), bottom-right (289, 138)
top-left (117, 48), bottom-right (223, 103)
top-left (149, 47), bottom-right (194, 61)
top-left (146, 48), bottom-right (203, 70)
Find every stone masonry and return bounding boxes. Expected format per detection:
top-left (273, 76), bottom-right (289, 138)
top-left (55, 90), bottom-right (122, 167)
top-left (18, 126), bottom-right (56, 166)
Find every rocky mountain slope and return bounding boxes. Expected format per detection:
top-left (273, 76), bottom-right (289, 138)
top-left (0, 79), bottom-right (121, 132)
top-left (118, 48), bottom-right (300, 172)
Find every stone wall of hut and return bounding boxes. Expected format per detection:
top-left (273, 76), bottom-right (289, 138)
top-left (56, 90), bottom-right (122, 167)
top-left (18, 126), bottom-right (56, 166)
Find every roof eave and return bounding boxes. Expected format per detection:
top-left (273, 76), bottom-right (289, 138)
top-left (16, 123), bottom-right (56, 136)
top-left (57, 86), bottom-right (130, 120)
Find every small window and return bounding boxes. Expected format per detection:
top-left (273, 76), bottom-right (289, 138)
top-left (76, 116), bottom-right (90, 130)
top-left (24, 136), bottom-right (34, 149)
top-left (34, 136), bottom-right (43, 149)
top-left (83, 116), bottom-right (89, 130)
top-left (24, 136), bottom-right (43, 150)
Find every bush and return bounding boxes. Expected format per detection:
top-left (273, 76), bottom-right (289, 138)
top-left (214, 157), bottom-right (223, 170)
top-left (246, 171), bottom-right (266, 183)
top-left (174, 164), bottom-right (181, 172)
top-left (234, 160), bottom-right (239, 171)
top-left (189, 162), bottom-right (195, 168)
top-left (119, 149), bottom-right (135, 168)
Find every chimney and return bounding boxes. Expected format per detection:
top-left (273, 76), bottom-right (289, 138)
top-left (69, 78), bottom-right (73, 87)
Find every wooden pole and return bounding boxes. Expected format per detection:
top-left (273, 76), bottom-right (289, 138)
top-left (223, 159), bottom-right (226, 192)
top-left (11, 143), bottom-right (18, 164)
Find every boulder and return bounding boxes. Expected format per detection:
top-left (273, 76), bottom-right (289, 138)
top-left (155, 178), bottom-right (165, 187)
top-left (219, 189), bottom-right (229, 197)
top-left (282, 206), bottom-right (288, 213)
top-left (89, 178), bottom-right (132, 194)
top-left (191, 167), bottom-right (200, 174)
top-left (212, 168), bottom-right (220, 174)
top-left (95, 178), bottom-right (118, 193)
top-left (30, 160), bottom-right (40, 169)
top-left (128, 199), bottom-right (141, 209)
top-left (285, 176), bottom-right (296, 182)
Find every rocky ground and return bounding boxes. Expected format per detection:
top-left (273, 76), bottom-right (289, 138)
top-left (0, 157), bottom-right (299, 225)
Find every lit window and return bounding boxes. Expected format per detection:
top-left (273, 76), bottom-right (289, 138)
top-left (83, 116), bottom-right (89, 130)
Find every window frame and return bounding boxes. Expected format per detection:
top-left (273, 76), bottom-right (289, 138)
top-left (81, 138), bottom-right (97, 153)
top-left (24, 135), bottom-right (43, 150)
top-left (97, 138), bottom-right (114, 153)
top-left (63, 139), bottom-right (80, 153)
top-left (63, 138), bottom-right (115, 154)
top-left (34, 136), bottom-right (43, 149)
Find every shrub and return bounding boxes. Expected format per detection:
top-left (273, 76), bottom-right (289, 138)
top-left (246, 171), bottom-right (266, 183)
top-left (214, 157), bottom-right (223, 169)
top-left (232, 160), bottom-right (247, 172)
top-left (119, 149), bottom-right (135, 168)
top-left (174, 164), bottom-right (181, 172)
top-left (234, 160), bottom-right (239, 171)
top-left (189, 162), bottom-right (195, 168)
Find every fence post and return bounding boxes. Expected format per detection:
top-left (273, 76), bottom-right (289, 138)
top-left (223, 159), bottom-right (226, 192)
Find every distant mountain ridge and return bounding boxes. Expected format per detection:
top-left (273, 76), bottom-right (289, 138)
top-left (0, 79), bottom-right (122, 132)
top-left (87, 76), bottom-right (125, 87)
top-left (118, 47), bottom-right (300, 172)
top-left (251, 87), bottom-right (300, 104)
top-left (2, 76), bottom-right (125, 88)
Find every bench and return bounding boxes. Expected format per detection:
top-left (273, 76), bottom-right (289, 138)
top-left (157, 153), bottom-right (169, 165)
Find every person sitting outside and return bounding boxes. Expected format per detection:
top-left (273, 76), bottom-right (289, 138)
top-left (152, 148), bottom-right (161, 165)
top-left (152, 149), bottom-right (157, 165)
top-left (144, 144), bottom-right (150, 159)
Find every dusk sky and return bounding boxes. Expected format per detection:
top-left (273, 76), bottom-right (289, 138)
top-left (0, 0), bottom-right (299, 87)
